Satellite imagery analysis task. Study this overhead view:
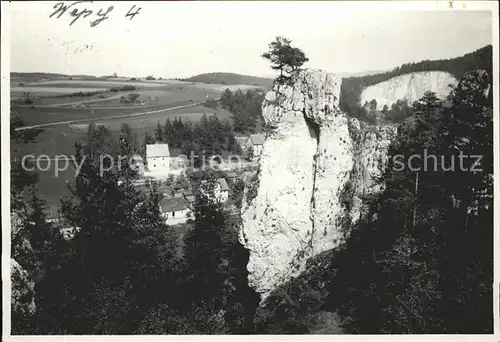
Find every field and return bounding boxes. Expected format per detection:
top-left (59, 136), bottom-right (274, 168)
top-left (10, 75), bottom-right (246, 216)
top-left (11, 86), bottom-right (110, 99)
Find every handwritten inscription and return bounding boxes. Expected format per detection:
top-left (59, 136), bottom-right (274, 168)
top-left (49, 1), bottom-right (142, 27)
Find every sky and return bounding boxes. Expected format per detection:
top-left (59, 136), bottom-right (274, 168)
top-left (8, 1), bottom-right (494, 79)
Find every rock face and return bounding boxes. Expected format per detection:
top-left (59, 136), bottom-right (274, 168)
top-left (11, 258), bottom-right (37, 318)
top-left (240, 69), bottom-right (396, 299)
top-left (11, 212), bottom-right (37, 320)
top-left (360, 71), bottom-right (457, 110)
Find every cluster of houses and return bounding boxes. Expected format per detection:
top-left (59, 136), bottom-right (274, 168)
top-left (136, 135), bottom-right (266, 225)
top-left (47, 134), bottom-right (266, 238)
top-left (159, 177), bottom-right (230, 226)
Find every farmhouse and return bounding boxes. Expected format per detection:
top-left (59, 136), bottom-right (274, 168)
top-left (160, 196), bottom-right (192, 225)
top-left (131, 155), bottom-right (145, 175)
top-left (146, 143), bottom-right (170, 173)
top-left (200, 177), bottom-right (230, 203)
top-left (235, 136), bottom-right (248, 148)
top-left (245, 134), bottom-right (265, 157)
top-left (225, 171), bottom-right (238, 181)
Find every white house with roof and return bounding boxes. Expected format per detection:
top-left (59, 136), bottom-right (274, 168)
top-left (146, 143), bottom-right (170, 173)
top-left (245, 134), bottom-right (265, 158)
top-left (200, 178), bottom-right (230, 203)
top-left (235, 136), bottom-right (249, 149)
top-left (160, 196), bottom-right (192, 225)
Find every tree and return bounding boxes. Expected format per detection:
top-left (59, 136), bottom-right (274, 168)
top-left (246, 146), bottom-right (254, 161)
top-left (261, 36), bottom-right (309, 83)
top-left (163, 118), bottom-right (173, 145)
top-left (382, 104), bottom-right (388, 112)
top-left (128, 93), bottom-right (140, 102)
top-left (144, 132), bottom-right (155, 145)
top-left (155, 122), bottom-right (164, 142)
top-left (184, 175), bottom-right (227, 308)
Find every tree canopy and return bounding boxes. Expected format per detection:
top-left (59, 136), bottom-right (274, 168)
top-left (261, 36), bottom-right (309, 83)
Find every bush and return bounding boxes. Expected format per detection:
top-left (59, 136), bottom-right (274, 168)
top-left (110, 85), bottom-right (136, 92)
top-left (128, 93), bottom-right (140, 102)
top-left (122, 85), bottom-right (136, 91)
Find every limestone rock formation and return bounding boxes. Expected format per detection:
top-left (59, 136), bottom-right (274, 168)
top-left (11, 211), bottom-right (37, 321)
top-left (240, 69), bottom-right (396, 299)
top-left (11, 258), bottom-right (37, 318)
top-left (360, 71), bottom-right (457, 110)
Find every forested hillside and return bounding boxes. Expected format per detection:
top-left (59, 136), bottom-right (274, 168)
top-left (255, 69), bottom-right (493, 334)
top-left (183, 72), bottom-right (273, 88)
top-left (340, 45), bottom-right (492, 112)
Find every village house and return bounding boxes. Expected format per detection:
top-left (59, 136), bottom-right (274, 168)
top-left (146, 143), bottom-right (170, 173)
top-left (245, 133), bottom-right (265, 158)
top-left (183, 190), bottom-right (196, 209)
top-left (225, 171), bottom-right (238, 182)
top-left (200, 177), bottom-right (230, 203)
top-left (160, 196), bottom-right (192, 225)
top-left (235, 136), bottom-right (249, 150)
top-left (131, 155), bottom-right (145, 175)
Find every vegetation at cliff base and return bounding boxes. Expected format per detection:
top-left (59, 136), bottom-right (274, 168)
top-left (255, 69), bottom-right (493, 334)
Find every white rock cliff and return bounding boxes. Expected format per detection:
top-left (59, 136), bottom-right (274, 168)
top-left (240, 69), bottom-right (396, 299)
top-left (360, 71), bottom-right (457, 110)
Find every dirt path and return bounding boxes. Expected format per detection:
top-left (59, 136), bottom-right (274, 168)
top-left (14, 101), bottom-right (218, 131)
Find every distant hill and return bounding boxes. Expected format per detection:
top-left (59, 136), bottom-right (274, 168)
top-left (183, 72), bottom-right (274, 88)
top-left (11, 72), bottom-right (70, 84)
top-left (11, 72), bottom-right (102, 84)
top-left (340, 45), bottom-right (493, 111)
top-left (336, 70), bottom-right (389, 78)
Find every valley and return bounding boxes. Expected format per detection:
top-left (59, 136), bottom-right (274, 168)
top-left (8, 12), bottom-right (494, 334)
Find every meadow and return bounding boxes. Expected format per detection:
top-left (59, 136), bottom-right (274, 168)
top-left (11, 86), bottom-right (109, 97)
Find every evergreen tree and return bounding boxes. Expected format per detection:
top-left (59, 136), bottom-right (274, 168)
top-left (155, 122), bottom-right (164, 142)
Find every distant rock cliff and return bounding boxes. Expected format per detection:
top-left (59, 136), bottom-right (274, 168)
top-left (240, 70), bottom-right (396, 299)
top-left (360, 71), bottom-right (457, 110)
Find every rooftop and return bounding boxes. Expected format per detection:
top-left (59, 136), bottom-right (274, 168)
top-left (217, 178), bottom-right (230, 191)
top-left (225, 171), bottom-right (238, 178)
top-left (160, 197), bottom-right (189, 212)
top-left (249, 134), bottom-right (265, 145)
top-left (146, 143), bottom-right (170, 158)
top-left (200, 177), bottom-right (230, 191)
top-left (185, 195), bottom-right (196, 203)
top-left (235, 136), bottom-right (248, 144)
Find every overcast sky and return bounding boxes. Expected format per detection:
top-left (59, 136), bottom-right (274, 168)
top-left (8, 1), bottom-right (494, 78)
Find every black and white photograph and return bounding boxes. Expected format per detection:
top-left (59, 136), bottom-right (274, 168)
top-left (2, 0), bottom-right (498, 337)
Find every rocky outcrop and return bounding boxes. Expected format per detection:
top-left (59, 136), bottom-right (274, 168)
top-left (11, 212), bottom-right (37, 320)
top-left (240, 69), bottom-right (396, 299)
top-left (11, 258), bottom-right (36, 318)
top-left (360, 71), bottom-right (457, 110)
